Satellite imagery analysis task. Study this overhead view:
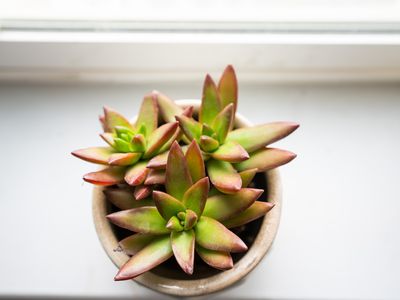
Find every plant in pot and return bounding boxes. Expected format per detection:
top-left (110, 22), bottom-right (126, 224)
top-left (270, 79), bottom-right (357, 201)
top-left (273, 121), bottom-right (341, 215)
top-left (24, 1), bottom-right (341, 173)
top-left (72, 65), bottom-right (299, 296)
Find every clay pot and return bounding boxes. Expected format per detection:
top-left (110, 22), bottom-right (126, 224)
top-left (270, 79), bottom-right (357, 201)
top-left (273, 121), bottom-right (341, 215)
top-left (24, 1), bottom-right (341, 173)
top-left (92, 100), bottom-right (282, 296)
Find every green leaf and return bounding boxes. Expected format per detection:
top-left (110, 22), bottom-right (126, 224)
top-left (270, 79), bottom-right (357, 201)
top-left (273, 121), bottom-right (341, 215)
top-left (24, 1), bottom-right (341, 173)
top-left (185, 140), bottom-right (206, 183)
top-left (199, 135), bottom-right (219, 152)
top-left (223, 201), bottom-right (275, 228)
top-left (114, 235), bottom-right (172, 281)
top-left (182, 177), bottom-right (209, 217)
top-left (212, 103), bottom-right (234, 143)
top-left (152, 191), bottom-right (186, 221)
top-left (207, 159), bottom-right (241, 194)
top-left (199, 74), bottom-right (221, 126)
top-left (119, 233), bottom-right (156, 256)
top-left (124, 161), bottom-right (149, 186)
top-left (203, 188), bottom-right (263, 221)
top-left (202, 123), bottom-right (215, 137)
top-left (135, 93), bottom-right (158, 137)
top-left (143, 122), bottom-right (179, 159)
top-left (108, 152), bottom-right (142, 166)
top-left (107, 207), bottom-right (169, 234)
top-left (234, 147), bottom-right (297, 172)
top-left (114, 138), bottom-right (133, 153)
top-left (104, 188), bottom-right (153, 210)
top-left (239, 168), bottom-right (258, 188)
top-left (217, 65), bottom-right (238, 115)
top-left (175, 115), bottom-right (202, 141)
top-left (165, 142), bottom-right (193, 200)
top-left (211, 141), bottom-right (249, 163)
top-left (144, 169), bottom-right (165, 185)
top-left (103, 106), bottom-right (134, 133)
top-left (184, 209), bottom-right (198, 230)
top-left (83, 167), bottom-right (125, 186)
top-left (196, 244), bottom-right (233, 270)
top-left (166, 216), bottom-right (184, 231)
top-left (194, 217), bottom-right (247, 252)
top-left (133, 185), bottom-right (152, 200)
top-left (156, 91), bottom-right (184, 123)
top-left (171, 230), bottom-right (195, 274)
top-left (71, 147), bottom-right (115, 165)
top-left (130, 134), bottom-right (146, 152)
top-left (227, 122), bottom-right (300, 152)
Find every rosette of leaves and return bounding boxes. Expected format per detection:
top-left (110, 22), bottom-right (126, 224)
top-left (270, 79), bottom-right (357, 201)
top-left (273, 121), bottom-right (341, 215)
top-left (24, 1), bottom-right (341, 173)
top-left (106, 141), bottom-right (273, 280)
top-left (72, 93), bottom-right (184, 199)
top-left (154, 65), bottom-right (299, 194)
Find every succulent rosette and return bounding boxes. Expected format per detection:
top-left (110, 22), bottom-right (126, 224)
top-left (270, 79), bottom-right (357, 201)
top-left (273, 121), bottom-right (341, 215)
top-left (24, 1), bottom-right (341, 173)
top-left (72, 64), bottom-right (299, 281)
top-left (72, 93), bottom-right (190, 199)
top-left (107, 141), bottom-right (274, 280)
top-left (155, 65), bottom-right (299, 194)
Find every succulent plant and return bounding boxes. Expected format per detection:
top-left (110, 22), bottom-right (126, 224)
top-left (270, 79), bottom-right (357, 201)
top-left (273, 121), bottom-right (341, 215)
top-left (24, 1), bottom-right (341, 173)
top-left (72, 93), bottom-right (192, 199)
top-left (155, 65), bottom-right (299, 194)
top-left (73, 64), bottom-right (299, 281)
top-left (107, 141), bottom-right (274, 280)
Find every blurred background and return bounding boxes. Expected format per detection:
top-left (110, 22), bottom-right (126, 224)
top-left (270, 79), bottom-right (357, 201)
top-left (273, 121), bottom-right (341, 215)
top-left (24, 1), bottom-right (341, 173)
top-left (1, 1), bottom-right (400, 299)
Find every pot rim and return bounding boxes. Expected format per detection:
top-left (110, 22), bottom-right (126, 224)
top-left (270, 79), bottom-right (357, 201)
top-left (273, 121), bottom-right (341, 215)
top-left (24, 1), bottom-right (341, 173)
top-left (92, 99), bottom-right (282, 296)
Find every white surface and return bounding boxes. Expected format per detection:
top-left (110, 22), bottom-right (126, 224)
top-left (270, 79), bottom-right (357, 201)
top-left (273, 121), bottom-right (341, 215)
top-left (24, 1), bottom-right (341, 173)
top-left (2, 31), bottom-right (400, 83)
top-left (2, 0), bottom-right (400, 22)
top-left (0, 82), bottom-right (399, 299)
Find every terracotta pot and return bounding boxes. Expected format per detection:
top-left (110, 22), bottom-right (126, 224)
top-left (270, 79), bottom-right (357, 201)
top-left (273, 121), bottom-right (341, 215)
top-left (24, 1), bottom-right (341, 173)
top-left (92, 100), bottom-right (282, 297)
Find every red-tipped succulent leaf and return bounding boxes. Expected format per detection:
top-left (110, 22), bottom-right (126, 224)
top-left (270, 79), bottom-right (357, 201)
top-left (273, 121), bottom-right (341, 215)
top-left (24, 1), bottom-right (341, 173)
top-left (165, 142), bottom-right (193, 200)
top-left (195, 216), bottom-right (247, 253)
top-left (227, 121), bottom-right (299, 153)
top-left (107, 207), bottom-right (169, 234)
top-left (235, 147), bottom-right (297, 172)
top-left (171, 229), bottom-right (195, 274)
top-left (207, 159), bottom-right (241, 194)
top-left (114, 235), bottom-right (172, 281)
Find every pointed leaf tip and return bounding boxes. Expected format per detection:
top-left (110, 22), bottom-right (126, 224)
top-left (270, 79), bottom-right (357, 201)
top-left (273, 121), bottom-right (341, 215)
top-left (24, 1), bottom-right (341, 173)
top-left (135, 93), bottom-right (158, 137)
top-left (71, 147), bottom-right (114, 165)
top-left (143, 122), bottom-right (179, 158)
top-left (200, 74), bottom-right (222, 126)
top-left (103, 106), bottom-right (133, 133)
top-left (119, 233), bottom-right (156, 256)
top-left (195, 216), bottom-right (247, 253)
top-left (235, 147), bottom-right (297, 172)
top-left (223, 201), bottom-right (275, 228)
top-left (114, 235), bottom-right (172, 281)
top-left (196, 245), bottom-right (233, 270)
top-left (207, 159), bottom-right (241, 194)
top-left (108, 152), bottom-right (141, 166)
top-left (203, 188), bottom-right (263, 221)
top-left (171, 230), bottom-right (195, 275)
top-left (182, 177), bottom-right (209, 217)
top-left (83, 167), bottom-right (125, 186)
top-left (212, 103), bottom-right (234, 143)
top-left (175, 115), bottom-right (202, 142)
top-left (185, 140), bottom-right (206, 183)
top-left (104, 188), bottom-right (153, 209)
top-left (157, 92), bottom-right (183, 123)
top-left (166, 142), bottom-right (193, 200)
top-left (218, 65), bottom-right (238, 115)
top-left (124, 161), bottom-right (149, 186)
top-left (107, 207), bottom-right (168, 234)
top-left (227, 122), bottom-right (299, 152)
top-left (211, 141), bottom-right (249, 163)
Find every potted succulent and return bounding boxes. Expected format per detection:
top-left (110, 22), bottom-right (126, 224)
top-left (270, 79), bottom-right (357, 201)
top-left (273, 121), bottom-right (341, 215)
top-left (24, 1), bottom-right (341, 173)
top-left (72, 65), bottom-right (298, 296)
